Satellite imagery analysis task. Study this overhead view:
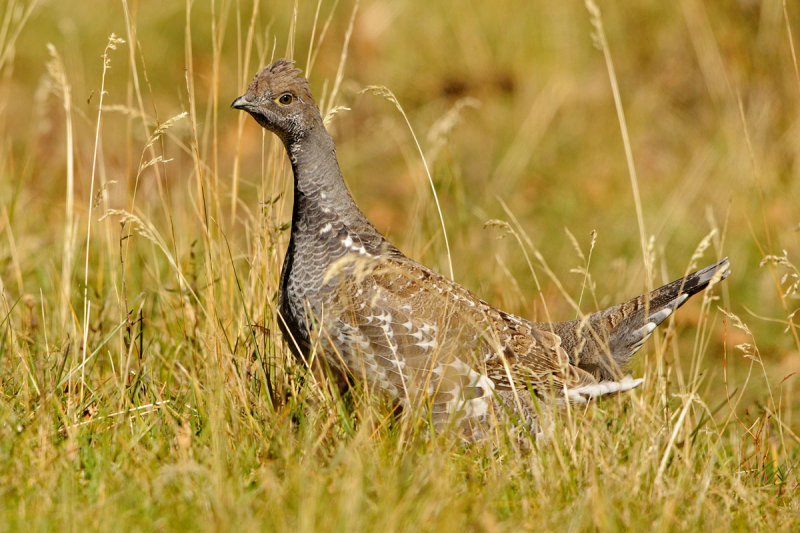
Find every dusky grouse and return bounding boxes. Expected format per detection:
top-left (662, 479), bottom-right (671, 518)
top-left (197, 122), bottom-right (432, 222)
top-left (232, 59), bottom-right (730, 437)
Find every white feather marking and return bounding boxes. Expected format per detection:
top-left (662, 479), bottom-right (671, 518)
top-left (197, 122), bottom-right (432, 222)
top-left (649, 307), bottom-right (673, 324)
top-left (441, 361), bottom-right (495, 419)
top-left (380, 321), bottom-right (394, 337)
top-left (464, 374), bottom-right (495, 418)
top-left (633, 321), bottom-right (657, 341)
top-left (342, 235), bottom-right (354, 248)
top-left (566, 376), bottom-right (644, 403)
top-left (409, 322), bottom-right (438, 341)
top-left (320, 223), bottom-right (333, 234)
top-left (416, 339), bottom-right (438, 350)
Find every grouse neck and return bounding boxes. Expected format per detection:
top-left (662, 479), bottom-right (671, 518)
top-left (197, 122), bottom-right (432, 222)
top-left (285, 124), bottom-right (369, 228)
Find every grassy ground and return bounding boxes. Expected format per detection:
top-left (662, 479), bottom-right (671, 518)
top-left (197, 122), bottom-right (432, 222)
top-left (1, 0), bottom-right (799, 530)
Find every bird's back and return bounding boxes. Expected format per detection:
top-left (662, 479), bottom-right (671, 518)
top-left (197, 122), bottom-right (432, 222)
top-left (283, 244), bottom-right (730, 433)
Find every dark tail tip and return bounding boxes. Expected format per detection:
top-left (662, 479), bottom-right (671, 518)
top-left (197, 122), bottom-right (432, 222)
top-left (678, 256), bottom-right (730, 301)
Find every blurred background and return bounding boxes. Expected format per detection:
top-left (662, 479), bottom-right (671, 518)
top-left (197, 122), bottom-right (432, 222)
top-left (2, 0), bottom-right (799, 528)
top-left (2, 0), bottom-right (799, 436)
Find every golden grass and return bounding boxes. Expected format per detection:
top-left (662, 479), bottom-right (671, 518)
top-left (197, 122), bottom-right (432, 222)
top-left (1, 0), bottom-right (799, 530)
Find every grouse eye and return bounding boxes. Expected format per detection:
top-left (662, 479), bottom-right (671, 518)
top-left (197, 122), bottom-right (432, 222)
top-left (277, 93), bottom-right (293, 105)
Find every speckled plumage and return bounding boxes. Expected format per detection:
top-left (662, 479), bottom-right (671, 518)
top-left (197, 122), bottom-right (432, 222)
top-left (232, 59), bottom-right (730, 437)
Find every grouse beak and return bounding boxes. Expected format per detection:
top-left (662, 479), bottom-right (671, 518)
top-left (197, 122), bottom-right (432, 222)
top-left (231, 95), bottom-right (251, 110)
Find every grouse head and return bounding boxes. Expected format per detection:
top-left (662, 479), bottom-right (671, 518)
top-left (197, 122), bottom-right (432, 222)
top-left (231, 59), bottom-right (321, 143)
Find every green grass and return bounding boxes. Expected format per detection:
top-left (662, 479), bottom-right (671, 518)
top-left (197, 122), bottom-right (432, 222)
top-left (2, 0), bottom-right (799, 530)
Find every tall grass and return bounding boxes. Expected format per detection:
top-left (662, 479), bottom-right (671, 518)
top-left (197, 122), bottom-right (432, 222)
top-left (1, 0), bottom-right (798, 530)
